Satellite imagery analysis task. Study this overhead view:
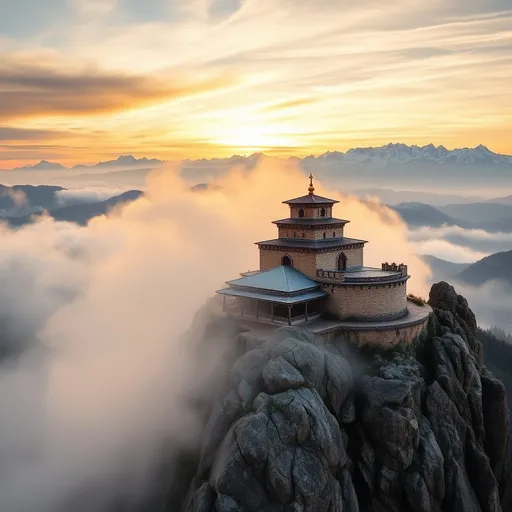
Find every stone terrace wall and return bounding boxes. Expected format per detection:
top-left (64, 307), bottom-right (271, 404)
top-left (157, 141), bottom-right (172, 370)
top-left (338, 319), bottom-right (428, 348)
top-left (325, 281), bottom-right (407, 321)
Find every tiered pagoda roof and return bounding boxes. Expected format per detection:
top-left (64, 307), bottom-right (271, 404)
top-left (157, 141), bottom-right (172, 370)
top-left (256, 237), bottom-right (367, 250)
top-left (283, 193), bottom-right (339, 205)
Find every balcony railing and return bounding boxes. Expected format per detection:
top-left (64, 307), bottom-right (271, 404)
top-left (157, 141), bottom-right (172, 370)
top-left (316, 269), bottom-right (345, 281)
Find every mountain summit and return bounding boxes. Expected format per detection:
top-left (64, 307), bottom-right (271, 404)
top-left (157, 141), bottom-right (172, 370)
top-left (179, 282), bottom-right (512, 511)
top-left (12, 160), bottom-right (67, 171)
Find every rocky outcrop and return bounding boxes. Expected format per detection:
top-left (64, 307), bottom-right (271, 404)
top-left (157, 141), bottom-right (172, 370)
top-left (181, 282), bottom-right (512, 512)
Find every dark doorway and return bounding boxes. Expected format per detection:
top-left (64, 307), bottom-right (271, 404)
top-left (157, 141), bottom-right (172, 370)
top-left (282, 255), bottom-right (293, 266)
top-left (337, 252), bottom-right (347, 270)
top-left (298, 208), bottom-right (305, 218)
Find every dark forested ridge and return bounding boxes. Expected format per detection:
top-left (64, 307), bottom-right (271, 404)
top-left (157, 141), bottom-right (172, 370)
top-left (4, 190), bottom-right (143, 227)
top-left (479, 327), bottom-right (512, 430)
top-left (456, 250), bottom-right (512, 287)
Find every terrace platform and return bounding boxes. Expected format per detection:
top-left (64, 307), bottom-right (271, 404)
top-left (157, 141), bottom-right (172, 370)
top-left (236, 300), bottom-right (432, 350)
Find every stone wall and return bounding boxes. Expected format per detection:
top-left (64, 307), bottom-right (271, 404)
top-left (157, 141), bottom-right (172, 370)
top-left (324, 281), bottom-right (407, 320)
top-left (317, 247), bottom-right (363, 269)
top-left (277, 227), bottom-right (344, 240)
top-left (320, 316), bottom-right (429, 348)
top-left (259, 249), bottom-right (318, 279)
top-left (290, 205), bottom-right (333, 219)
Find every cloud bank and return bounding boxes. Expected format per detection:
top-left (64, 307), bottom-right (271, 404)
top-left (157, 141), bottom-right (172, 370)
top-left (0, 159), bottom-right (429, 510)
top-left (409, 225), bottom-right (512, 260)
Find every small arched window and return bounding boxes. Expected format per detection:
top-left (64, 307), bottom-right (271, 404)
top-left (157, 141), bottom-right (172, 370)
top-left (333, 231), bottom-right (336, 238)
top-left (282, 256), bottom-right (293, 267)
top-left (320, 208), bottom-right (326, 217)
top-left (337, 252), bottom-right (347, 271)
top-left (298, 208), bottom-right (305, 218)
top-left (294, 232), bottom-right (297, 238)
top-left (323, 232), bottom-right (326, 239)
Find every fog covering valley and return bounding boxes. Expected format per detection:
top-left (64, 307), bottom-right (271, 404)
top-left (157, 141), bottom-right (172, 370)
top-left (0, 146), bottom-right (512, 509)
top-left (2, 143), bottom-right (512, 332)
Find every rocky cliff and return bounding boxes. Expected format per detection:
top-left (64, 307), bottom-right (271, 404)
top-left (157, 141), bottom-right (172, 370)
top-left (180, 282), bottom-right (512, 512)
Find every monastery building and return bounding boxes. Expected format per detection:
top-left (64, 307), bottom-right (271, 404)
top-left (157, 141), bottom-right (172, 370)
top-left (217, 176), bottom-right (431, 347)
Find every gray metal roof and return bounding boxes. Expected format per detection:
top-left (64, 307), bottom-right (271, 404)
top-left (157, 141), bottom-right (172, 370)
top-left (226, 265), bottom-right (320, 293)
top-left (273, 217), bottom-right (350, 226)
top-left (283, 194), bottom-right (339, 205)
top-left (217, 287), bottom-right (327, 304)
top-left (256, 237), bottom-right (367, 249)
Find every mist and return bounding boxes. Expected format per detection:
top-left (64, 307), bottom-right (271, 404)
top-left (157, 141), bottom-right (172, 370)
top-left (0, 158), bottom-right (430, 511)
top-left (408, 225), bottom-right (512, 261)
top-left (452, 281), bottom-right (512, 335)
top-left (55, 187), bottom-right (131, 206)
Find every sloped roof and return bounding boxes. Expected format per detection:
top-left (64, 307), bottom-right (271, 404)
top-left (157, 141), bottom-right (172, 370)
top-left (216, 288), bottom-right (326, 304)
top-left (283, 193), bottom-right (339, 205)
top-left (226, 265), bottom-right (319, 293)
top-left (256, 237), bottom-right (367, 249)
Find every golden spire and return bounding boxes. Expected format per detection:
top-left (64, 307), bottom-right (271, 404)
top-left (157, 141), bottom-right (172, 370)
top-left (308, 173), bottom-right (315, 194)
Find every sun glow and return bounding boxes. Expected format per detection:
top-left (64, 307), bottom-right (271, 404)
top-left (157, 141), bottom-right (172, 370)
top-left (209, 120), bottom-right (299, 151)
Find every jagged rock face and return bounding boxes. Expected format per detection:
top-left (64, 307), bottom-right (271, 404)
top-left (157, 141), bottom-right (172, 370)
top-left (182, 282), bottom-right (512, 512)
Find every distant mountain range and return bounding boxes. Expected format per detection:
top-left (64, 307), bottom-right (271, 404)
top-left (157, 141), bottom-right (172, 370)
top-left (4, 155), bottom-right (164, 172)
top-left (421, 255), bottom-right (471, 282)
top-left (455, 250), bottom-right (512, 287)
top-left (3, 143), bottom-right (512, 173)
top-left (5, 190), bottom-right (143, 227)
top-left (11, 160), bottom-right (68, 172)
top-left (299, 143), bottom-right (512, 168)
top-left (71, 155), bottom-right (163, 170)
top-left (391, 201), bottom-right (512, 232)
top-left (423, 251), bottom-right (512, 288)
top-left (0, 184), bottom-right (64, 214)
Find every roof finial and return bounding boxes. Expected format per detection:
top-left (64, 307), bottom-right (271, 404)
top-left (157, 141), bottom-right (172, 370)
top-left (308, 173), bottom-right (315, 194)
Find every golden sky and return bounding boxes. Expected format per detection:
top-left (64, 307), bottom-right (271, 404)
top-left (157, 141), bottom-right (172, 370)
top-left (1, 0), bottom-right (511, 166)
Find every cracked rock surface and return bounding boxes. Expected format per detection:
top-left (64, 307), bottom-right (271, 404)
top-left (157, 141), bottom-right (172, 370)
top-left (181, 283), bottom-right (512, 512)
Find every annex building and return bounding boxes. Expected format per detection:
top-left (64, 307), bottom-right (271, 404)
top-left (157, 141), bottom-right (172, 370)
top-left (217, 176), bottom-right (431, 347)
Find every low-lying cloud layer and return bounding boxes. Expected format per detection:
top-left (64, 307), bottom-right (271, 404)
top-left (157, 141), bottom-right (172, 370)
top-left (408, 225), bottom-right (512, 262)
top-left (455, 281), bottom-right (512, 334)
top-left (0, 160), bottom-right (429, 510)
top-left (55, 187), bottom-right (129, 206)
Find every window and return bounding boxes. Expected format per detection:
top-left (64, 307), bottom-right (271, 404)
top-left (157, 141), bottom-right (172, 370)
top-left (282, 256), bottom-right (293, 266)
top-left (294, 232), bottom-right (297, 238)
top-left (337, 252), bottom-right (347, 271)
top-left (320, 208), bottom-right (326, 217)
top-left (298, 208), bottom-right (305, 218)
top-left (323, 232), bottom-right (326, 239)
top-left (302, 233), bottom-right (305, 238)
top-left (333, 231), bottom-right (336, 238)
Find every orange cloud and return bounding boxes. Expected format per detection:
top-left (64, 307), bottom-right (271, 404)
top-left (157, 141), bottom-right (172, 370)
top-left (0, 60), bottom-right (235, 121)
